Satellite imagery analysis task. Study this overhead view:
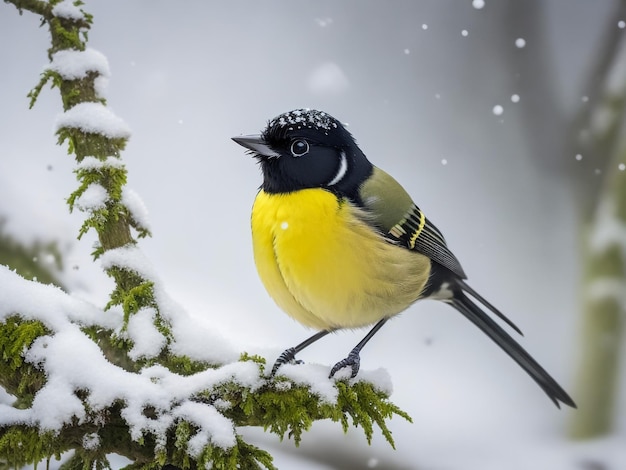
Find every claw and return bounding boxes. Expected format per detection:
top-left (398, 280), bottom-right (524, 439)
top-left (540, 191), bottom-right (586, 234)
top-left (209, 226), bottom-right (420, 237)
top-left (270, 347), bottom-right (303, 376)
top-left (329, 350), bottom-right (361, 378)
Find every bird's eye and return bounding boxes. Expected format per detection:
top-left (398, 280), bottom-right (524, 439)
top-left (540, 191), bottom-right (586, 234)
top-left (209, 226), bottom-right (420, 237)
top-left (290, 139), bottom-right (309, 157)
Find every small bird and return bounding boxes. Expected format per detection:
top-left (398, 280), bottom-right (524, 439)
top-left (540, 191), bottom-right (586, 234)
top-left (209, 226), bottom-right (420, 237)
top-left (233, 108), bottom-right (576, 409)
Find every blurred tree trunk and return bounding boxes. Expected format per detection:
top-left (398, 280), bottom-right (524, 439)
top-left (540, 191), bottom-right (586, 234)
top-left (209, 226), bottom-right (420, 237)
top-left (568, 32), bottom-right (626, 438)
top-left (498, 0), bottom-right (626, 438)
top-left (572, 150), bottom-right (626, 438)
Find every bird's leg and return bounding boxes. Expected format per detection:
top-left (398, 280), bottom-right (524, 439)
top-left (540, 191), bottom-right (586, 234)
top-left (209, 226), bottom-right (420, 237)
top-left (329, 318), bottom-right (389, 379)
top-left (271, 330), bottom-right (330, 376)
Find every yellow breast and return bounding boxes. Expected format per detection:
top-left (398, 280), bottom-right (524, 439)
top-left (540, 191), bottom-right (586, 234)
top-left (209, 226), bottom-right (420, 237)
top-left (251, 188), bottom-right (431, 331)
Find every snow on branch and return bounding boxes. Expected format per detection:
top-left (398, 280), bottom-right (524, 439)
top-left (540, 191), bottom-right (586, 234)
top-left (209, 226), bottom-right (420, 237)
top-left (0, 265), bottom-right (257, 450)
top-left (56, 102), bottom-right (131, 139)
top-left (1, 2), bottom-right (410, 468)
top-left (0, 266), bottom-right (408, 468)
top-left (49, 48), bottom-right (110, 80)
top-left (51, 0), bottom-right (87, 21)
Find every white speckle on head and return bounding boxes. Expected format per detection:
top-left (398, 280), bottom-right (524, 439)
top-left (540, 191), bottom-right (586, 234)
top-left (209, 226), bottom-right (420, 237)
top-left (327, 150), bottom-right (349, 186)
top-left (271, 109), bottom-right (337, 132)
top-left (515, 38), bottom-right (526, 48)
top-left (280, 221), bottom-right (289, 230)
top-left (492, 105), bottom-right (504, 116)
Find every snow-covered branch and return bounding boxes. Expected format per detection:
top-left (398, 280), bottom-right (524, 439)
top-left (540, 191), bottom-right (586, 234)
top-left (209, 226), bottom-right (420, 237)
top-left (0, 1), bottom-right (410, 468)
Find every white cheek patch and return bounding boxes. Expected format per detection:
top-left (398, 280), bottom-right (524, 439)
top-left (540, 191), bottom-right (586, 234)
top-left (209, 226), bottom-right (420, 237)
top-left (327, 150), bottom-right (348, 186)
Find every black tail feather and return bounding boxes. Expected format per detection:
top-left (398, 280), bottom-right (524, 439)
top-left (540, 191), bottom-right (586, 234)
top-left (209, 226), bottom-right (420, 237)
top-left (457, 278), bottom-right (523, 336)
top-left (449, 290), bottom-right (576, 409)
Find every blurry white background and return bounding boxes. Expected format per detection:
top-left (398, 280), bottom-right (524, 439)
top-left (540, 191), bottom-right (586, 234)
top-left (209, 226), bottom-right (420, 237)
top-left (1, 1), bottom-right (625, 468)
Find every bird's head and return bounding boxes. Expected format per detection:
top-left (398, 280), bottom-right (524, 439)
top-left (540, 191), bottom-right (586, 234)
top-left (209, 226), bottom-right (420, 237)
top-left (232, 109), bottom-right (373, 197)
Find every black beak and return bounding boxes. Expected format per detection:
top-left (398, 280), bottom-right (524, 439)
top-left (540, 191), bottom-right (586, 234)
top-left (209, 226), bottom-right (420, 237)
top-left (232, 134), bottom-right (279, 158)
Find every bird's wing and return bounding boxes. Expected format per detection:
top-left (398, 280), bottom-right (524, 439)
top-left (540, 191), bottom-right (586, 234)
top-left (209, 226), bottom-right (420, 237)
top-left (386, 203), bottom-right (466, 279)
top-left (358, 166), bottom-right (467, 279)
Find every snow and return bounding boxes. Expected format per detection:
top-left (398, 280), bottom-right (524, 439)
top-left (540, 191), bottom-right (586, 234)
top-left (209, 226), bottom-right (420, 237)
top-left (76, 156), bottom-right (126, 171)
top-left (51, 0), bottom-right (85, 21)
top-left (511, 94), bottom-right (520, 103)
top-left (0, 265), bottom-right (119, 332)
top-left (125, 307), bottom-right (167, 359)
top-left (515, 38), bottom-right (527, 48)
top-left (461, 29), bottom-right (469, 37)
top-left (587, 279), bottom-right (626, 307)
top-left (175, 402), bottom-right (235, 450)
top-left (100, 244), bottom-right (240, 364)
top-left (100, 244), bottom-right (157, 280)
top-left (605, 39), bottom-right (626, 95)
top-left (472, 0), bottom-right (485, 10)
top-left (49, 48), bottom-right (110, 80)
top-left (492, 104), bottom-right (504, 115)
top-left (82, 432), bottom-right (101, 450)
top-left (74, 183), bottom-right (108, 211)
top-left (274, 364), bottom-right (392, 403)
top-left (587, 197), bottom-right (626, 310)
top-left (589, 198), bottom-right (626, 258)
top-left (122, 187), bottom-right (151, 232)
top-left (56, 102), bottom-right (131, 139)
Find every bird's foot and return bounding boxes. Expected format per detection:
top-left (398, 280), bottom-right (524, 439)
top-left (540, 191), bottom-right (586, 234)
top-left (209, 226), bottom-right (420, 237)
top-left (270, 347), bottom-right (304, 376)
top-left (329, 350), bottom-right (361, 379)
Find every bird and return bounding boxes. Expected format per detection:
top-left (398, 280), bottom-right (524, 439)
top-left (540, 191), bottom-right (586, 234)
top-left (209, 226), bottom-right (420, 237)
top-left (232, 108), bottom-right (576, 409)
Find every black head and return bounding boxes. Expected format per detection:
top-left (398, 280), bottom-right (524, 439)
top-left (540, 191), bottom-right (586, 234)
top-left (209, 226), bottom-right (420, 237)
top-left (232, 109), bottom-right (373, 198)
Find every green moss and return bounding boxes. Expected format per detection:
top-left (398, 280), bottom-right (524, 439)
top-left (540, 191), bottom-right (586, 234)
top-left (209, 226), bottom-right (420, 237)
top-left (161, 354), bottom-right (215, 376)
top-left (28, 69), bottom-right (62, 108)
top-left (196, 436), bottom-right (276, 470)
top-left (0, 427), bottom-right (63, 469)
top-left (335, 381), bottom-right (412, 449)
top-left (0, 316), bottom-right (48, 400)
top-left (106, 273), bottom-right (157, 326)
top-left (218, 363), bottom-right (412, 449)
